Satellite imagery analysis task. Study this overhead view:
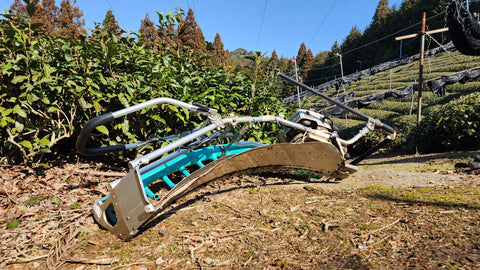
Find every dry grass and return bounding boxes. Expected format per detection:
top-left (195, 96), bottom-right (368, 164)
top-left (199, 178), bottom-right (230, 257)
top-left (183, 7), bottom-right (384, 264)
top-left (1, 152), bottom-right (480, 269)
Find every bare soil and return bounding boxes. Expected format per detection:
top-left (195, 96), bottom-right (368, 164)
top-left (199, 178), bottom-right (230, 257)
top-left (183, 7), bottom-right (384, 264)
top-left (1, 151), bottom-right (480, 269)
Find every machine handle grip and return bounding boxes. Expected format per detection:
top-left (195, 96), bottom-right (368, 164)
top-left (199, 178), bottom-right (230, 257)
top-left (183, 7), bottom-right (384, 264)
top-left (76, 112), bottom-right (126, 156)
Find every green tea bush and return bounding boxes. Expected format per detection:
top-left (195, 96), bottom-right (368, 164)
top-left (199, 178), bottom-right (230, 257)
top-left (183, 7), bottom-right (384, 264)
top-left (416, 92), bottom-right (480, 152)
top-left (0, 11), bottom-right (284, 164)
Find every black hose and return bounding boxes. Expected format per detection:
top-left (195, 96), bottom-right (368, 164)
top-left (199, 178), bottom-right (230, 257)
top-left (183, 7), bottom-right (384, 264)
top-left (76, 112), bottom-right (126, 156)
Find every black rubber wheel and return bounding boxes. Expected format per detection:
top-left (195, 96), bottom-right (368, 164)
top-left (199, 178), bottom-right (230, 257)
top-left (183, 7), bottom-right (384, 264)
top-left (446, 0), bottom-right (480, 55)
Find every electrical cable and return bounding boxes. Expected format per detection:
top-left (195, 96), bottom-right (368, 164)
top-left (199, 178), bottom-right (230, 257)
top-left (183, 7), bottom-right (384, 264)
top-left (256, 0), bottom-right (268, 51)
top-left (308, 0), bottom-right (339, 47)
top-left (274, 10), bottom-right (448, 86)
top-left (403, 35), bottom-right (419, 50)
top-left (307, 62), bottom-right (340, 72)
top-left (304, 75), bottom-right (339, 84)
top-left (341, 11), bottom-right (446, 56)
top-left (105, 0), bottom-right (126, 29)
top-left (192, 0), bottom-right (198, 21)
top-left (285, 11), bottom-right (447, 79)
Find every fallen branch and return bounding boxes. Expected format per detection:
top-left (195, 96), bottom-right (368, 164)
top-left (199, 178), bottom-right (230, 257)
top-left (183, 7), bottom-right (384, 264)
top-left (369, 234), bottom-right (393, 248)
top-left (15, 254), bottom-right (49, 263)
top-left (61, 256), bottom-right (119, 265)
top-left (159, 259), bottom-right (185, 270)
top-left (216, 201), bottom-right (248, 218)
top-left (73, 169), bottom-right (125, 177)
top-left (362, 219), bottom-right (401, 238)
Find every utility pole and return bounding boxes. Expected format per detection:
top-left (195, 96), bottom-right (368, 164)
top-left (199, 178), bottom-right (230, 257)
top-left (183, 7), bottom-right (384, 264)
top-left (335, 53), bottom-right (345, 97)
top-left (294, 57), bottom-right (301, 108)
top-left (335, 52), bottom-right (348, 126)
top-left (357, 60), bottom-right (362, 72)
top-left (399, 40), bottom-right (403, 59)
top-left (395, 13), bottom-right (449, 125)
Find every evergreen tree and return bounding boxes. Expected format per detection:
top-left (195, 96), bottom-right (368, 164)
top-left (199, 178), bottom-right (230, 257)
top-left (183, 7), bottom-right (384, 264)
top-left (306, 51), bottom-right (330, 84)
top-left (56, 0), bottom-right (86, 39)
top-left (278, 58), bottom-right (296, 97)
top-left (320, 41), bottom-right (341, 82)
top-left (342, 26), bottom-right (362, 50)
top-left (341, 26), bottom-right (363, 74)
top-left (139, 13), bottom-right (158, 48)
top-left (330, 40), bottom-right (340, 54)
top-left (293, 0), bottom-right (449, 87)
top-left (102, 10), bottom-right (120, 37)
top-left (373, 0), bottom-right (392, 25)
top-left (300, 49), bottom-right (314, 83)
top-left (178, 8), bottom-right (206, 52)
top-left (296, 42), bottom-right (307, 69)
top-left (270, 50), bottom-right (279, 67)
top-left (32, 0), bottom-right (58, 35)
top-left (295, 43), bottom-right (315, 83)
top-left (196, 27), bottom-right (206, 52)
top-left (211, 32), bottom-right (228, 65)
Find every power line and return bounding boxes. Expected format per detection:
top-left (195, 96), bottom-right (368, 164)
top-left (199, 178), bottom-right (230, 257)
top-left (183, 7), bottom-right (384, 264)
top-left (275, 10), bottom-right (447, 83)
top-left (308, 0), bottom-right (339, 47)
top-left (341, 11), bottom-right (446, 56)
top-left (426, 33), bottom-right (468, 70)
top-left (290, 11), bottom-right (446, 77)
top-left (304, 75), bottom-right (338, 84)
top-left (256, 0), bottom-right (268, 51)
top-left (105, 0), bottom-right (126, 29)
top-left (276, 11), bottom-right (449, 90)
top-left (308, 62), bottom-right (340, 72)
top-left (191, 0), bottom-right (198, 21)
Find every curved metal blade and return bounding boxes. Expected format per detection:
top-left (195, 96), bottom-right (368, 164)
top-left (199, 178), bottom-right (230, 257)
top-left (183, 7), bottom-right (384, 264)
top-left (98, 141), bottom-right (357, 241)
top-left (146, 142), bottom-right (347, 224)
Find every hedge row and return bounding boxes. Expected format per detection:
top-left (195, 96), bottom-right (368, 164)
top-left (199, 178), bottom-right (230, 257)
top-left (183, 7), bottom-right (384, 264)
top-left (0, 12), bottom-right (285, 164)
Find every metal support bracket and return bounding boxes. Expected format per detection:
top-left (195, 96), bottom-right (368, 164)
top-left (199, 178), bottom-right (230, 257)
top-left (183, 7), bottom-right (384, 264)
top-left (92, 168), bottom-right (155, 240)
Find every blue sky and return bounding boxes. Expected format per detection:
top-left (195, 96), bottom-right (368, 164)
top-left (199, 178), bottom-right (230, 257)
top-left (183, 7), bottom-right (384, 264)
top-left (1, 0), bottom-right (403, 58)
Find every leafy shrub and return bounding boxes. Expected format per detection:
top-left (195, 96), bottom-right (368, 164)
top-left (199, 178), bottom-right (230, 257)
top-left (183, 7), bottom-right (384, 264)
top-left (0, 11), bottom-right (284, 164)
top-left (416, 92), bottom-right (480, 152)
top-left (418, 93), bottom-right (480, 152)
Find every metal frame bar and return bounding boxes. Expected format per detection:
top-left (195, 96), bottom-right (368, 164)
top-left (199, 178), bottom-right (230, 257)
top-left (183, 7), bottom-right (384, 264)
top-left (276, 71), bottom-right (396, 164)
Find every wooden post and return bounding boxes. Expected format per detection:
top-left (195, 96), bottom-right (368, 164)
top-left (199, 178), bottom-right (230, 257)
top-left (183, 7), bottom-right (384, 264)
top-left (417, 12), bottom-right (426, 125)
